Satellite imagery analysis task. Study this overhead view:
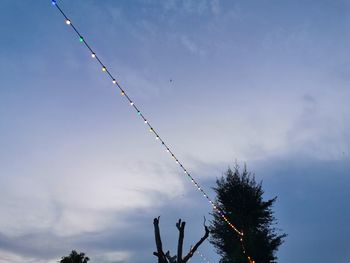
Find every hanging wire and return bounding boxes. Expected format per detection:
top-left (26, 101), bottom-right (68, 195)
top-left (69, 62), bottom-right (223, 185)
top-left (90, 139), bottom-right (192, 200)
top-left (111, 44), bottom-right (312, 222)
top-left (50, 1), bottom-right (254, 262)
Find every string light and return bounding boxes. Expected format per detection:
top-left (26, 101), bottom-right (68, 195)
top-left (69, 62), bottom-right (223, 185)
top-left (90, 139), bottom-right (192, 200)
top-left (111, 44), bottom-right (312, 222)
top-left (52, 2), bottom-right (254, 263)
top-left (52, 0), bottom-right (56, 5)
top-left (197, 251), bottom-right (211, 263)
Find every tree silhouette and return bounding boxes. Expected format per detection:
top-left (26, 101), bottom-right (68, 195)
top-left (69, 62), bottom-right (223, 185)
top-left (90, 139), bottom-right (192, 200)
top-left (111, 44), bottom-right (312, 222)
top-left (153, 217), bottom-right (210, 263)
top-left (210, 164), bottom-right (286, 263)
top-left (59, 250), bottom-right (90, 263)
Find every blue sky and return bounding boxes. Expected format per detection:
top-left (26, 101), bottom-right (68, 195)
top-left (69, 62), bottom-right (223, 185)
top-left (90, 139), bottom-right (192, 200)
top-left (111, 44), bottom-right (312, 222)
top-left (0, 0), bottom-right (349, 262)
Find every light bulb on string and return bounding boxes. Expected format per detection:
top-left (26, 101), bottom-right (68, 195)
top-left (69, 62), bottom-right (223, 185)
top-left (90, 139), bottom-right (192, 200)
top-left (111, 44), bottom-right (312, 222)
top-left (112, 79), bottom-right (116, 84)
top-left (91, 53), bottom-right (96, 58)
top-left (79, 36), bottom-right (84, 42)
top-left (65, 19), bottom-right (71, 25)
top-left (102, 66), bottom-right (106, 72)
top-left (130, 102), bottom-right (134, 106)
top-left (121, 90), bottom-right (125, 96)
top-left (51, 0), bottom-right (56, 5)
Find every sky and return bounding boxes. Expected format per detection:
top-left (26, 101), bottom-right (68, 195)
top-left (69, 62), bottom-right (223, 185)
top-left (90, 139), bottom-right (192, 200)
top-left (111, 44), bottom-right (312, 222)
top-left (0, 0), bottom-right (349, 262)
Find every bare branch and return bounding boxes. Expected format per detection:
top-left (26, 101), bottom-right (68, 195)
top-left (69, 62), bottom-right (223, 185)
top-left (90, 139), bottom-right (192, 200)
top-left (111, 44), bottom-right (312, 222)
top-left (176, 219), bottom-right (181, 230)
top-left (182, 225), bottom-right (210, 263)
top-left (153, 217), bottom-right (208, 263)
top-left (153, 217), bottom-right (168, 263)
top-left (165, 251), bottom-right (177, 263)
top-left (176, 219), bottom-right (186, 263)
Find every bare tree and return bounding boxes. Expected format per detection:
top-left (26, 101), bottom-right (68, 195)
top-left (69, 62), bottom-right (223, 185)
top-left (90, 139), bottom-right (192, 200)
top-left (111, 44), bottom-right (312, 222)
top-left (153, 217), bottom-right (210, 263)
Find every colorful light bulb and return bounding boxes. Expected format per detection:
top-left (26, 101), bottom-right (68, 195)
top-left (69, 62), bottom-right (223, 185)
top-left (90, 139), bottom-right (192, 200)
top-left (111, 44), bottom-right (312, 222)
top-left (51, 0), bottom-right (56, 5)
top-left (65, 19), bottom-right (71, 25)
top-left (102, 66), bottom-right (106, 72)
top-left (79, 36), bottom-right (84, 42)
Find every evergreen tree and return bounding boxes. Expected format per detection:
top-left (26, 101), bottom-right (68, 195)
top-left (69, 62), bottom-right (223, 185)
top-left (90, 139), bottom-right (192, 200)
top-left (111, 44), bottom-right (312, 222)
top-left (59, 250), bottom-right (90, 263)
top-left (210, 165), bottom-right (286, 263)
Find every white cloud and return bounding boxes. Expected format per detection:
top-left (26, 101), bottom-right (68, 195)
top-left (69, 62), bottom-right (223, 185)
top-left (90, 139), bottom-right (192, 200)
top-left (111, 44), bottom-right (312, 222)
top-left (210, 0), bottom-right (221, 15)
top-left (0, 250), bottom-right (56, 263)
top-left (0, 147), bottom-right (185, 237)
top-left (180, 35), bottom-right (205, 57)
top-left (94, 251), bottom-right (130, 262)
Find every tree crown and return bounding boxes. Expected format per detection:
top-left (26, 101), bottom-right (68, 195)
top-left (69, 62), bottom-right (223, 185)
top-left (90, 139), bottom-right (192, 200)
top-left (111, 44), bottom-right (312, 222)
top-left (210, 164), bottom-right (286, 263)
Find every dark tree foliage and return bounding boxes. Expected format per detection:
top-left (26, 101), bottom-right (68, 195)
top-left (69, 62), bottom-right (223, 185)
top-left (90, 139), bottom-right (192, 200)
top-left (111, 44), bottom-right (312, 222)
top-left (59, 250), bottom-right (90, 263)
top-left (210, 165), bottom-right (286, 263)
